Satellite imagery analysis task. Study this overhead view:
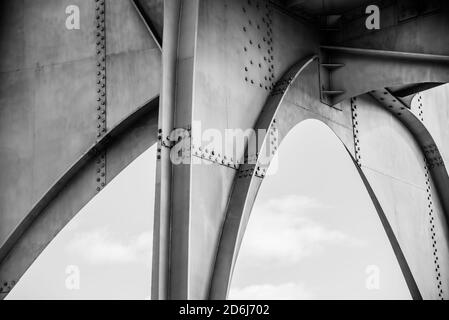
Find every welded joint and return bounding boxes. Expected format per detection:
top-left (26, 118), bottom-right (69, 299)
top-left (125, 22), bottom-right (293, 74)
top-left (318, 51), bottom-right (345, 107)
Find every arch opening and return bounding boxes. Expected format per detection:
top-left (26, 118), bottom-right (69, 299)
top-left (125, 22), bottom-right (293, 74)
top-left (5, 145), bottom-right (157, 300)
top-left (229, 119), bottom-right (411, 300)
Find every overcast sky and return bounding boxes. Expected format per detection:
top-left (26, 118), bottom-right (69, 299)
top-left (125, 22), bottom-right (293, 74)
top-left (7, 120), bottom-right (410, 300)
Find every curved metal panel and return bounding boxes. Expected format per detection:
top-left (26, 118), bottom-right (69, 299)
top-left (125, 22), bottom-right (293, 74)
top-left (370, 89), bottom-right (449, 232)
top-left (210, 56), bottom-right (449, 300)
top-left (0, 97), bottom-right (159, 298)
top-left (0, 0), bottom-right (162, 297)
top-left (209, 56), bottom-right (319, 299)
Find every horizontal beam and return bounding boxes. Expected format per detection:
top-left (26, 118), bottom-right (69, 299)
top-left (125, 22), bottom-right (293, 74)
top-left (321, 45), bottom-right (449, 63)
top-left (389, 83), bottom-right (443, 98)
top-left (322, 48), bottom-right (449, 104)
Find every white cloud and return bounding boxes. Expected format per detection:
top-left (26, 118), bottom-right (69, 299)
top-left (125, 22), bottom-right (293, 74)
top-left (264, 194), bottom-right (325, 212)
top-left (66, 228), bottom-right (152, 265)
top-left (239, 195), bottom-right (363, 263)
top-left (229, 282), bottom-right (313, 300)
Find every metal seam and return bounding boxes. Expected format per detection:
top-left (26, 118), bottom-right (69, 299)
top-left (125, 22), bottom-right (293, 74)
top-left (420, 96), bottom-right (444, 300)
top-left (351, 97), bottom-right (361, 167)
top-left (95, 0), bottom-right (107, 192)
top-left (424, 159), bottom-right (445, 300)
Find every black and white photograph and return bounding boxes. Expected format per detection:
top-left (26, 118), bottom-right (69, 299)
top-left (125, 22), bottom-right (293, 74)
top-left (0, 0), bottom-right (448, 311)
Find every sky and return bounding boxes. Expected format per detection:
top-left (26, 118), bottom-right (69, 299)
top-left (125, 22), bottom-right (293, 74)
top-left (7, 119), bottom-right (411, 300)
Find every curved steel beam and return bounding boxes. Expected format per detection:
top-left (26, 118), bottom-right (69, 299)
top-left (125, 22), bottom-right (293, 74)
top-left (209, 55), bottom-right (318, 299)
top-left (208, 55), bottom-right (434, 300)
top-left (370, 89), bottom-right (449, 231)
top-left (0, 96), bottom-right (159, 298)
top-left (350, 154), bottom-right (422, 299)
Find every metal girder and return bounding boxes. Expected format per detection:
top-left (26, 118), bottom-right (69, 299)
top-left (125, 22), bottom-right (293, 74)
top-left (209, 56), bottom-right (318, 299)
top-left (0, 0), bottom-right (162, 299)
top-left (351, 155), bottom-right (422, 300)
top-left (316, 1), bottom-right (449, 105)
top-left (0, 96), bottom-right (159, 266)
top-left (151, 0), bottom-right (322, 300)
top-left (1, 0), bottom-right (449, 301)
top-left (149, 0), bottom-right (449, 300)
top-left (388, 83), bottom-right (443, 98)
top-left (152, 0), bottom-right (198, 300)
top-left (0, 96), bottom-right (159, 299)
top-left (370, 88), bottom-right (449, 233)
top-left (349, 92), bottom-right (449, 299)
top-left (320, 45), bottom-right (449, 105)
top-left (325, 0), bottom-right (447, 50)
top-left (208, 55), bottom-right (431, 300)
top-left (132, 0), bottom-right (163, 50)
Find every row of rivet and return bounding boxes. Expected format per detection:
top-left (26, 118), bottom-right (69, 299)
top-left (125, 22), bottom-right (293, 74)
top-left (419, 94), bottom-right (443, 299)
top-left (95, 0), bottom-right (107, 192)
top-left (156, 129), bottom-right (163, 160)
top-left (156, 128), bottom-right (191, 160)
top-left (372, 90), bottom-right (405, 116)
top-left (418, 98), bottom-right (443, 170)
top-left (242, 0), bottom-right (275, 91)
top-left (268, 119), bottom-right (278, 155)
top-left (270, 77), bottom-right (293, 97)
top-left (155, 121), bottom-right (278, 178)
top-left (156, 127), bottom-right (257, 171)
top-left (351, 97), bottom-right (361, 166)
top-left (423, 144), bottom-right (445, 170)
top-left (244, 119), bottom-right (279, 178)
top-left (191, 144), bottom-right (271, 172)
top-left (371, 90), bottom-right (444, 298)
top-left (191, 145), bottom-right (240, 170)
top-left (423, 160), bottom-right (444, 300)
top-left (417, 93), bottom-right (424, 122)
top-left (238, 166), bottom-right (267, 179)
